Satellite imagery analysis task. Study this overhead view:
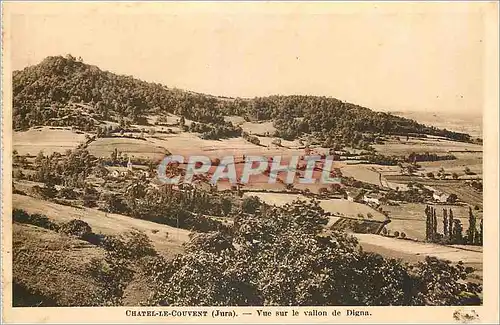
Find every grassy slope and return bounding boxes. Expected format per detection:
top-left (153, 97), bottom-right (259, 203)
top-left (12, 194), bottom-right (190, 258)
top-left (12, 223), bottom-right (107, 306)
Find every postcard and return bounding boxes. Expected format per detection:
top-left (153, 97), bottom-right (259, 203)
top-left (2, 1), bottom-right (498, 323)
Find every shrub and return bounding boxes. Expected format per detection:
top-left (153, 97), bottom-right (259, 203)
top-left (241, 196), bottom-right (261, 214)
top-left (12, 209), bottom-right (59, 231)
top-left (58, 187), bottom-right (78, 200)
top-left (447, 193), bottom-right (458, 203)
top-left (101, 230), bottom-right (157, 259)
top-left (400, 232), bottom-right (407, 239)
top-left (87, 256), bottom-right (134, 306)
top-left (393, 231), bottom-right (400, 237)
top-left (59, 219), bottom-right (92, 238)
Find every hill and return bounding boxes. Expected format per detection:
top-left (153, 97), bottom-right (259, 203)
top-left (13, 55), bottom-right (473, 149)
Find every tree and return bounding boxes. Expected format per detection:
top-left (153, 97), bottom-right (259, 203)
top-left (99, 192), bottom-right (128, 214)
top-left (110, 148), bottom-right (118, 163)
top-left (479, 219), bottom-right (483, 245)
top-left (448, 209), bottom-right (454, 240)
top-left (221, 198), bottom-right (232, 216)
top-left (241, 196), bottom-right (261, 214)
top-left (452, 172), bottom-right (459, 180)
top-left (447, 193), bottom-right (458, 204)
top-left (466, 207), bottom-right (476, 245)
top-left (451, 219), bottom-right (463, 244)
top-left (443, 209), bottom-right (448, 239)
top-left (425, 205), bottom-right (431, 241)
top-left (432, 209), bottom-right (437, 241)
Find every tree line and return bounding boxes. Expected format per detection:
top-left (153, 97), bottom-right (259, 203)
top-left (425, 206), bottom-right (482, 245)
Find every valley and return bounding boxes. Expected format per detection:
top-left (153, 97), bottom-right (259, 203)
top-left (10, 55), bottom-right (484, 307)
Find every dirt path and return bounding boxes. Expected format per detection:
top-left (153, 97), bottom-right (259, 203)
top-left (353, 233), bottom-right (482, 280)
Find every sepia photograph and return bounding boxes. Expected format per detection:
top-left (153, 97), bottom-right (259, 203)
top-left (1, 1), bottom-right (499, 323)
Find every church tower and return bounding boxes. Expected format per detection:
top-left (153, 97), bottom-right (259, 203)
top-left (127, 157), bottom-right (133, 171)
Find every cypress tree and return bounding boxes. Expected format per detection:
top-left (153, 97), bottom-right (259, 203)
top-left (452, 219), bottom-right (463, 244)
top-left (479, 219), bottom-right (483, 245)
top-left (443, 208), bottom-right (448, 238)
top-left (432, 208), bottom-right (437, 242)
top-left (449, 208), bottom-right (454, 240)
top-left (467, 207), bottom-right (476, 245)
top-left (425, 205), bottom-right (430, 241)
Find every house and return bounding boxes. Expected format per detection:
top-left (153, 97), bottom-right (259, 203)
top-left (433, 191), bottom-right (450, 203)
top-left (363, 192), bottom-right (385, 205)
top-left (347, 189), bottom-right (365, 202)
top-left (109, 166), bottom-right (133, 178)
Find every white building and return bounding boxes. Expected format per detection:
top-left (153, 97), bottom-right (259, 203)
top-left (364, 193), bottom-right (383, 205)
top-left (433, 191), bottom-right (450, 203)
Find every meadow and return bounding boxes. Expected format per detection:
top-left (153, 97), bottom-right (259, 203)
top-left (13, 127), bottom-right (88, 155)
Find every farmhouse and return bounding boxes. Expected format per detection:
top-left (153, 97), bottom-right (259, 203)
top-left (109, 166), bottom-right (133, 178)
top-left (433, 191), bottom-right (450, 203)
top-left (363, 192), bottom-right (385, 205)
top-left (347, 189), bottom-right (365, 202)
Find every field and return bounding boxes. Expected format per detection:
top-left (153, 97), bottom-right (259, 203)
top-left (13, 127), bottom-right (89, 155)
top-left (241, 121), bottom-right (276, 135)
top-left (373, 137), bottom-right (482, 155)
top-left (381, 203), bottom-right (482, 241)
top-left (146, 131), bottom-right (310, 161)
top-left (87, 137), bottom-right (170, 160)
top-left (416, 152), bottom-right (482, 177)
top-left (13, 194), bottom-right (190, 257)
top-left (243, 192), bottom-right (386, 221)
top-left (340, 164), bottom-right (384, 186)
top-left (354, 233), bottom-right (482, 280)
top-left (384, 176), bottom-right (483, 208)
top-left (223, 115), bottom-right (246, 125)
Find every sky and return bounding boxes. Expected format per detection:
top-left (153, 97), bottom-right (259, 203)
top-left (6, 2), bottom-right (490, 116)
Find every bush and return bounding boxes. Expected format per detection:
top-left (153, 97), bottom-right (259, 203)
top-left (87, 256), bottom-right (134, 306)
top-left (59, 219), bottom-right (92, 238)
top-left (447, 193), bottom-right (458, 203)
top-left (393, 231), bottom-right (400, 237)
top-left (58, 187), bottom-right (78, 200)
top-left (241, 196), bottom-right (261, 214)
top-left (12, 209), bottom-right (59, 231)
top-left (101, 230), bottom-right (157, 259)
top-left (400, 232), bottom-right (407, 239)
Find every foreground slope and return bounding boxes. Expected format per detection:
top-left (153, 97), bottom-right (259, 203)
top-left (13, 194), bottom-right (190, 257)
